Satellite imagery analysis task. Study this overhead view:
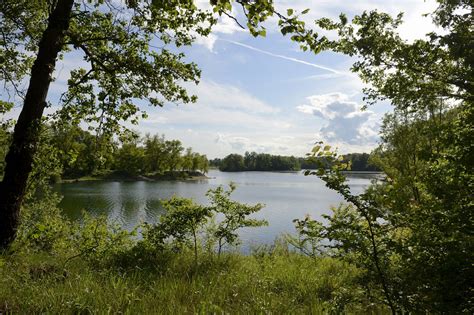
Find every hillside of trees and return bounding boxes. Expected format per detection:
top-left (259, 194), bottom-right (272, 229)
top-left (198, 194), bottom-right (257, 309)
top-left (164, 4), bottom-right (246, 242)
top-left (212, 152), bottom-right (379, 172)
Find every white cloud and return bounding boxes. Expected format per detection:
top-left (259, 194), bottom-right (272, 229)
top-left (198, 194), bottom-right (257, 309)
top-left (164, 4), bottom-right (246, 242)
top-left (136, 87), bottom-right (380, 157)
top-left (213, 14), bottom-right (245, 35)
top-left (298, 93), bottom-right (355, 119)
top-left (215, 134), bottom-right (250, 151)
top-left (194, 33), bottom-right (218, 52)
top-left (193, 4), bottom-right (245, 52)
top-left (139, 80), bottom-right (284, 137)
top-left (297, 92), bottom-right (379, 145)
top-left (134, 80), bottom-right (318, 157)
top-left (187, 80), bottom-right (279, 114)
top-left (213, 133), bottom-right (311, 156)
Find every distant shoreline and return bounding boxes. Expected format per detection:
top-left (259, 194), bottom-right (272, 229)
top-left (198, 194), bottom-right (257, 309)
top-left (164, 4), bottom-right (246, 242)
top-left (57, 169), bottom-right (382, 184)
top-left (58, 170), bottom-right (209, 184)
top-left (217, 169), bottom-right (383, 174)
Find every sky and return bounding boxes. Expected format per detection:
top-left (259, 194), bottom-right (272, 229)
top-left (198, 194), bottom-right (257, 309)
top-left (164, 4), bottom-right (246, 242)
top-left (3, 0), bottom-right (440, 159)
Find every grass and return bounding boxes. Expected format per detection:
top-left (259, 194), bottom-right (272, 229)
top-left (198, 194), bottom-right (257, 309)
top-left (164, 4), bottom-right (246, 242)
top-left (0, 245), bottom-right (385, 314)
top-left (1, 191), bottom-right (389, 313)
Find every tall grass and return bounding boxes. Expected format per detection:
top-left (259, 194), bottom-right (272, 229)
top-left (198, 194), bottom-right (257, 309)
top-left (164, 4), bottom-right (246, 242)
top-left (0, 188), bottom-right (389, 313)
top-left (0, 244), bottom-right (385, 314)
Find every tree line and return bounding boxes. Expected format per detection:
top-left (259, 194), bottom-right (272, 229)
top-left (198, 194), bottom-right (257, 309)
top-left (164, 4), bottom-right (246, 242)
top-left (113, 133), bottom-right (209, 177)
top-left (212, 151), bottom-right (379, 172)
top-left (0, 122), bottom-right (209, 180)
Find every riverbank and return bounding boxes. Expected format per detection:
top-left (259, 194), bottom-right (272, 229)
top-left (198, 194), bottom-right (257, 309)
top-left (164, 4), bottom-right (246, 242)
top-left (0, 242), bottom-right (386, 313)
top-left (59, 170), bottom-right (209, 183)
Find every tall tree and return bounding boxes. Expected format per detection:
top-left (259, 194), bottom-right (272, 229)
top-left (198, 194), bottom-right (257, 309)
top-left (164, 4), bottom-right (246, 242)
top-left (300, 1), bottom-right (473, 312)
top-left (144, 134), bottom-right (167, 173)
top-left (0, 0), bottom-right (75, 248)
top-left (0, 0), bottom-right (214, 248)
top-left (0, 0), bottom-right (316, 248)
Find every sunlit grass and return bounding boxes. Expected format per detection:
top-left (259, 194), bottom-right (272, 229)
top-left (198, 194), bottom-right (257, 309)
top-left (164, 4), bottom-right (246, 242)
top-left (0, 245), bottom-right (385, 314)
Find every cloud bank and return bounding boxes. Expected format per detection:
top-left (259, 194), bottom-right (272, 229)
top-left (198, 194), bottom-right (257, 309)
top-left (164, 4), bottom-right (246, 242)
top-left (297, 92), bottom-right (379, 145)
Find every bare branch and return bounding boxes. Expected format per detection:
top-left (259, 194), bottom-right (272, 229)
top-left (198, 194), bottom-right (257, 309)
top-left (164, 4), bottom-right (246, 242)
top-left (221, 10), bottom-right (246, 30)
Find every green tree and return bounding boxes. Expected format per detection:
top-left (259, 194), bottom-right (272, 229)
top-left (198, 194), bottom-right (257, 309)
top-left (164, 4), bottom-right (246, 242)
top-left (343, 153), bottom-right (378, 172)
top-left (192, 153), bottom-right (209, 173)
top-left (181, 147), bottom-right (194, 172)
top-left (143, 134), bottom-right (166, 173)
top-left (206, 183), bottom-right (267, 256)
top-left (0, 0), bottom-right (214, 247)
top-left (198, 154), bottom-right (209, 173)
top-left (287, 214), bottom-right (325, 258)
top-left (222, 152), bottom-right (301, 172)
top-left (299, 1), bottom-right (473, 313)
top-left (0, 0), bottom-right (322, 247)
top-left (219, 153), bottom-right (245, 172)
top-left (149, 196), bottom-right (212, 265)
top-left (0, 101), bottom-right (13, 177)
top-left (163, 139), bottom-right (184, 171)
top-left (114, 138), bottom-right (145, 176)
top-left (209, 158), bottom-right (222, 169)
top-left (244, 151), bottom-right (257, 170)
top-left (51, 123), bottom-right (111, 177)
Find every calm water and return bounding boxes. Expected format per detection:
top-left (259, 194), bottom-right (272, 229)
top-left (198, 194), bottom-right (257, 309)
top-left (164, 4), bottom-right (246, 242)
top-left (54, 170), bottom-right (377, 250)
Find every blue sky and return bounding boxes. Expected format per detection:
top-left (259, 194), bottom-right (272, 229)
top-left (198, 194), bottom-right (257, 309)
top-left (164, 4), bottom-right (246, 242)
top-left (4, 0), bottom-right (439, 158)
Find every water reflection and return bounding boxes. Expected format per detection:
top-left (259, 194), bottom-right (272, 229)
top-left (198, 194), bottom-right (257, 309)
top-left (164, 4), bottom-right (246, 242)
top-left (54, 170), bottom-right (378, 248)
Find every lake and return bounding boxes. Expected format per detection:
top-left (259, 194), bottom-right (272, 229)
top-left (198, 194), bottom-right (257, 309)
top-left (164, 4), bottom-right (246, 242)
top-left (54, 170), bottom-right (378, 251)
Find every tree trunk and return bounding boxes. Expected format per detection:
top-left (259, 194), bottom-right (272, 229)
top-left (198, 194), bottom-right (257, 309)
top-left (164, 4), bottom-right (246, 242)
top-left (217, 238), bottom-right (223, 257)
top-left (193, 228), bottom-right (198, 266)
top-left (0, 0), bottom-right (74, 249)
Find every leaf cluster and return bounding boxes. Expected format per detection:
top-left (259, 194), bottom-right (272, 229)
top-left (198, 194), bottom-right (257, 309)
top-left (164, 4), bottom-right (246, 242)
top-left (144, 183), bottom-right (266, 262)
top-left (296, 2), bottom-right (473, 312)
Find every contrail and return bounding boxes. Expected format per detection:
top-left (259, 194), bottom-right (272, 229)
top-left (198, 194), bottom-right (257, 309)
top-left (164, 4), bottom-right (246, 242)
top-left (220, 39), bottom-right (347, 75)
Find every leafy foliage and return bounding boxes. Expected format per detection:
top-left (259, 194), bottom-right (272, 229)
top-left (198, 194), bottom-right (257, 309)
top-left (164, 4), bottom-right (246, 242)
top-left (0, 101), bottom-right (13, 176)
top-left (145, 196), bottom-right (212, 264)
top-left (218, 153), bottom-right (245, 172)
top-left (112, 133), bottom-right (209, 176)
top-left (295, 1), bottom-right (473, 313)
top-left (287, 215), bottom-right (324, 258)
top-left (51, 123), bottom-right (114, 177)
top-left (0, 241), bottom-right (373, 313)
top-left (206, 183), bottom-right (267, 255)
top-left (144, 183), bottom-right (266, 263)
top-left (0, 118), bottom-right (209, 179)
top-left (1, 1), bottom-right (471, 313)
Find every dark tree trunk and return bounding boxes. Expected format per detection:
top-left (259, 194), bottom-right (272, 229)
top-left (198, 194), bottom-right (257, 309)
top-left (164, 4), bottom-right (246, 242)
top-left (0, 0), bottom-right (74, 249)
